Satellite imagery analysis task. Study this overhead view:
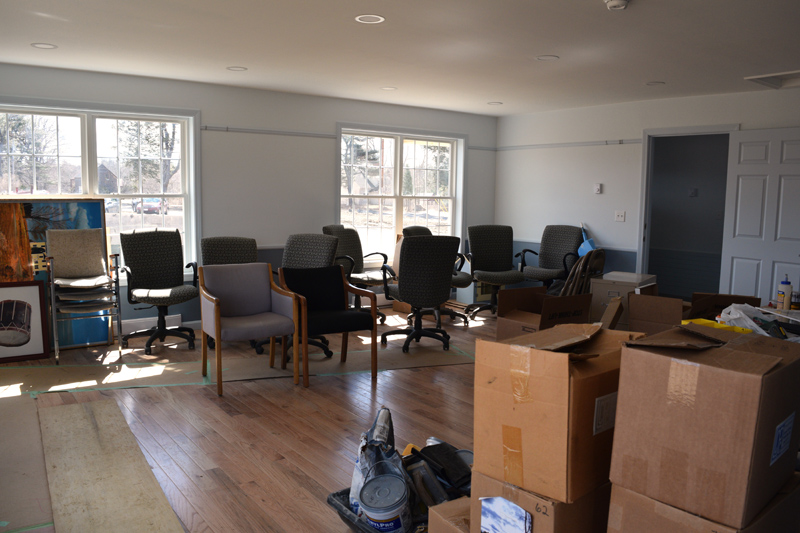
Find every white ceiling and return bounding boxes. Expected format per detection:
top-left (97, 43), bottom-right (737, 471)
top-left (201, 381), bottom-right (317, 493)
top-left (1, 0), bottom-right (799, 116)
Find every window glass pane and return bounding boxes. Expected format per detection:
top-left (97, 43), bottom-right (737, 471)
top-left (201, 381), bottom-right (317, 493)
top-left (353, 197), bottom-right (368, 227)
top-left (382, 138), bottom-right (394, 166)
top-left (353, 136), bottom-right (367, 165)
top-left (352, 166), bottom-right (366, 196)
top-left (367, 167), bottom-right (380, 195)
top-left (161, 123), bottom-right (181, 159)
top-left (120, 159), bottom-right (140, 193)
top-left (118, 120), bottom-right (139, 158)
top-left (58, 116), bottom-right (82, 156)
top-left (341, 135), bottom-right (352, 166)
top-left (0, 156), bottom-right (8, 193)
top-left (35, 156), bottom-right (58, 193)
top-left (141, 159), bottom-right (161, 194)
top-left (96, 119), bottom-right (118, 158)
top-left (98, 160), bottom-right (118, 194)
top-left (163, 160), bottom-right (182, 193)
top-left (341, 167), bottom-right (351, 195)
top-left (381, 166), bottom-right (393, 195)
top-left (340, 197), bottom-right (353, 225)
top-left (11, 155), bottom-right (33, 193)
top-left (34, 115), bottom-right (58, 155)
top-left (0, 115), bottom-right (7, 153)
top-left (60, 157), bottom-right (82, 194)
top-left (8, 114), bottom-right (32, 154)
top-left (366, 137), bottom-right (380, 167)
top-left (140, 121), bottom-right (160, 158)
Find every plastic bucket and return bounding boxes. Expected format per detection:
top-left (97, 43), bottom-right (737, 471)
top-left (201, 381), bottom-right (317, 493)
top-left (359, 473), bottom-right (411, 532)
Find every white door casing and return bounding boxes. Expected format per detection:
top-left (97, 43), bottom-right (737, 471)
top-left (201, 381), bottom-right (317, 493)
top-left (719, 127), bottom-right (800, 304)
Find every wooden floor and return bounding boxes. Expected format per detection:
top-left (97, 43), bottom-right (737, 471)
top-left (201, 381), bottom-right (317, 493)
top-left (7, 309), bottom-right (494, 533)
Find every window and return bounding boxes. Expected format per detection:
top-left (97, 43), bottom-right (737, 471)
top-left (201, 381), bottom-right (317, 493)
top-left (0, 105), bottom-right (194, 265)
top-left (340, 130), bottom-right (458, 257)
top-left (0, 112), bottom-right (83, 195)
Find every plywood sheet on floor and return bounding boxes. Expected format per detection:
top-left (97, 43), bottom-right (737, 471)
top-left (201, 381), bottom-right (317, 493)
top-left (0, 395), bottom-right (53, 533)
top-left (38, 399), bottom-right (183, 532)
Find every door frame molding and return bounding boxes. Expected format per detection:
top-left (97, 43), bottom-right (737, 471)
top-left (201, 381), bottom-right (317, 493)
top-left (636, 124), bottom-right (741, 274)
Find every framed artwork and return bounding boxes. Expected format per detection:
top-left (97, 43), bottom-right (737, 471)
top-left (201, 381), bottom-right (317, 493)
top-left (0, 280), bottom-right (50, 362)
top-left (0, 199), bottom-right (109, 349)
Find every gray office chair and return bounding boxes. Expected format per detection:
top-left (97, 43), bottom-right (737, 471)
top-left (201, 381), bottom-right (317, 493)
top-left (322, 224), bottom-right (388, 324)
top-left (464, 225), bottom-right (525, 320)
top-left (120, 229), bottom-right (198, 355)
top-left (199, 262), bottom-right (300, 394)
top-left (380, 235), bottom-right (461, 352)
top-left (516, 225), bottom-right (584, 287)
top-left (46, 228), bottom-right (122, 363)
top-left (201, 236), bottom-right (258, 265)
top-left (402, 225), bottom-right (471, 325)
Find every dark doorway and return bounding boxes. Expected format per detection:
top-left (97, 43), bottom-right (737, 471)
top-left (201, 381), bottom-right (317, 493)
top-left (647, 134), bottom-right (729, 300)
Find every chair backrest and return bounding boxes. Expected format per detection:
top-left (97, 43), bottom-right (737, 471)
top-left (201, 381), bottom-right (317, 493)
top-left (402, 226), bottom-right (432, 237)
top-left (467, 225), bottom-right (515, 272)
top-left (46, 229), bottom-right (107, 278)
top-left (282, 234), bottom-right (338, 268)
top-left (560, 248), bottom-right (606, 296)
top-left (322, 225), bottom-right (365, 273)
top-left (200, 263), bottom-right (272, 317)
top-left (120, 229), bottom-right (185, 290)
top-left (398, 236), bottom-right (460, 308)
top-left (539, 225), bottom-right (584, 271)
top-left (280, 265), bottom-right (346, 313)
top-left (201, 236), bottom-right (258, 265)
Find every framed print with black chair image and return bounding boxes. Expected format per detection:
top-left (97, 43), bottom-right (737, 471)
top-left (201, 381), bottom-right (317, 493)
top-left (0, 280), bottom-right (50, 362)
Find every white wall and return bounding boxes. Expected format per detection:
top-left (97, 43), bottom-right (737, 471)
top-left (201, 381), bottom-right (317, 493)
top-left (496, 90), bottom-right (800, 251)
top-left (0, 63), bottom-right (498, 250)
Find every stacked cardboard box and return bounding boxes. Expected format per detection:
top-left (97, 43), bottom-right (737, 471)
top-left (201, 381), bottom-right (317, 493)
top-left (495, 286), bottom-right (592, 341)
top-left (609, 324), bottom-right (800, 531)
top-left (469, 324), bottom-right (644, 533)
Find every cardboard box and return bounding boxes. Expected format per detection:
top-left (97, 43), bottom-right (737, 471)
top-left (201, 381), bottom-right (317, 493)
top-left (495, 286), bottom-right (592, 341)
top-left (628, 292), bottom-right (763, 335)
top-left (590, 272), bottom-right (657, 328)
top-left (469, 471), bottom-right (610, 533)
top-left (429, 496), bottom-right (470, 533)
top-left (474, 324), bottom-right (646, 503)
top-left (607, 474), bottom-right (800, 533)
top-left (610, 325), bottom-right (800, 528)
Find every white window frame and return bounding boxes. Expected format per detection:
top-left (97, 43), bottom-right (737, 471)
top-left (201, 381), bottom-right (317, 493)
top-left (337, 124), bottom-right (466, 263)
top-left (0, 101), bottom-right (200, 273)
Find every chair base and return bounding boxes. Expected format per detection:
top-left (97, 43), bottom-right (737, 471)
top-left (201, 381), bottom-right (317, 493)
top-left (407, 307), bottom-right (468, 328)
top-left (464, 283), bottom-right (501, 320)
top-left (382, 309), bottom-right (450, 353)
top-left (255, 335), bottom-right (331, 357)
top-left (122, 305), bottom-right (195, 355)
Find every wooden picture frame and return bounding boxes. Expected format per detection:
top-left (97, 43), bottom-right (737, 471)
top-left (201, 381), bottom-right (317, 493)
top-left (0, 280), bottom-right (50, 362)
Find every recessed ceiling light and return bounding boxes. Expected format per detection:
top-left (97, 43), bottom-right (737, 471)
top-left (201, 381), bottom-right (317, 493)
top-left (31, 43), bottom-right (58, 49)
top-left (381, 86), bottom-right (397, 91)
top-left (645, 81), bottom-right (665, 86)
top-left (536, 55), bottom-right (560, 62)
top-left (226, 66), bottom-right (248, 71)
top-left (487, 102), bottom-right (503, 106)
top-left (355, 14), bottom-right (385, 24)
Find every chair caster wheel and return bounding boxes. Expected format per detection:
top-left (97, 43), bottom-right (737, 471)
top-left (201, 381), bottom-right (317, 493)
top-left (324, 349), bottom-right (333, 358)
top-left (402, 347), bottom-right (409, 353)
top-left (444, 346), bottom-right (450, 351)
top-left (255, 345), bottom-right (264, 355)
top-left (380, 317), bottom-right (386, 325)
top-left (122, 340), bottom-right (128, 348)
top-left (188, 340), bottom-right (195, 349)
top-left (145, 347), bottom-right (152, 355)
top-left (208, 337), bottom-right (215, 349)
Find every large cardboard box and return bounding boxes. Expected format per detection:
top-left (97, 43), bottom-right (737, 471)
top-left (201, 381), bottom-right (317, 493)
top-left (469, 471), bottom-right (610, 533)
top-left (589, 271), bottom-right (657, 328)
top-left (429, 497), bottom-right (470, 533)
top-left (474, 324), bottom-right (645, 503)
top-left (610, 325), bottom-right (800, 528)
top-left (627, 292), bottom-right (762, 335)
top-left (495, 286), bottom-right (592, 341)
top-left (607, 474), bottom-right (800, 533)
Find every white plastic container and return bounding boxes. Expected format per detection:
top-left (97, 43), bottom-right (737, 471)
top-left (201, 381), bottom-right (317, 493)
top-left (778, 275), bottom-right (793, 310)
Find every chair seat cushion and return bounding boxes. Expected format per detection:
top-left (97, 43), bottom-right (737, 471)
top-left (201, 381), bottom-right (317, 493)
top-left (219, 312), bottom-right (295, 342)
top-left (473, 269), bottom-right (525, 286)
top-left (131, 284), bottom-right (199, 306)
top-left (54, 275), bottom-right (112, 289)
top-left (350, 270), bottom-right (385, 286)
top-left (307, 309), bottom-right (374, 336)
top-left (522, 266), bottom-right (566, 282)
top-left (451, 271), bottom-right (473, 288)
top-left (385, 283), bottom-right (400, 301)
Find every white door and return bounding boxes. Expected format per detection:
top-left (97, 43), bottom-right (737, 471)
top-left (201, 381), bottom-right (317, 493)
top-left (719, 127), bottom-right (800, 304)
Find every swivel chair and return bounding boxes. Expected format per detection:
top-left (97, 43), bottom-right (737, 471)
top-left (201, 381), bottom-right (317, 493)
top-left (120, 229), bottom-right (198, 355)
top-left (516, 225), bottom-right (583, 287)
top-left (201, 236), bottom-right (258, 265)
top-left (463, 225), bottom-right (525, 320)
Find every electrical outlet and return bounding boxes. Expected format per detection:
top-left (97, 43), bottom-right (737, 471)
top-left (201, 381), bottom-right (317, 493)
top-left (615, 210), bottom-right (626, 222)
top-left (594, 183), bottom-right (602, 194)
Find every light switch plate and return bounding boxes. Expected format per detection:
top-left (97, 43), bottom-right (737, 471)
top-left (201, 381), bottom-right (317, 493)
top-left (615, 210), bottom-right (626, 222)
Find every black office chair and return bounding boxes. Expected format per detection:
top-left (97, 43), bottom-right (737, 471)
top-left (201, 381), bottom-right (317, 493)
top-left (381, 235), bottom-right (461, 352)
top-left (322, 224), bottom-right (388, 324)
top-left (516, 225), bottom-right (583, 287)
top-left (120, 229), bottom-right (198, 355)
top-left (402, 225), bottom-right (471, 325)
top-left (463, 225), bottom-right (525, 320)
top-left (201, 236), bottom-right (258, 265)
